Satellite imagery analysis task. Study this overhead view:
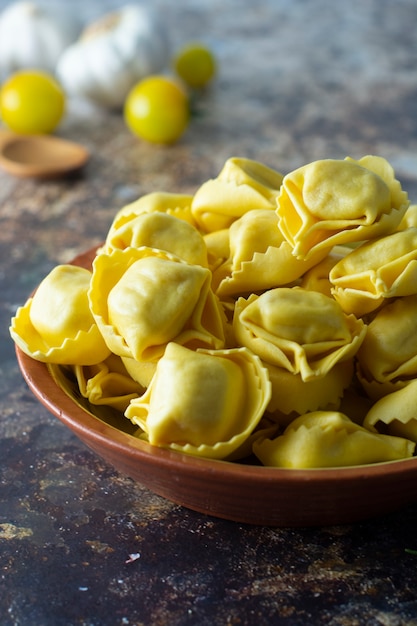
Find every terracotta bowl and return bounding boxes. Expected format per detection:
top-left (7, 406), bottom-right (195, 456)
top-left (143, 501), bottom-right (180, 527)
top-left (15, 247), bottom-right (417, 527)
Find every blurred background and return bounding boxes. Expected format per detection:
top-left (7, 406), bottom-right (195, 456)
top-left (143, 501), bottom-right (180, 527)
top-left (0, 0), bottom-right (415, 184)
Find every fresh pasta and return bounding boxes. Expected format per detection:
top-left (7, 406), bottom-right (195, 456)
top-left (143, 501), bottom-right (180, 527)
top-left (10, 265), bottom-right (110, 365)
top-left (10, 154), bottom-right (417, 468)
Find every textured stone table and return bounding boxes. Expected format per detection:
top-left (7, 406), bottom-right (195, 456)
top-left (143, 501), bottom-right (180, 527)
top-left (1, 0), bottom-right (417, 624)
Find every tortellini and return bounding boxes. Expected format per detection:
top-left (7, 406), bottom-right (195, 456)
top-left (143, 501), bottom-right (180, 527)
top-left (191, 157), bottom-right (283, 232)
top-left (356, 294), bottom-right (417, 399)
top-left (88, 246), bottom-right (226, 362)
top-left (233, 287), bottom-right (366, 381)
top-left (300, 250), bottom-right (345, 297)
top-left (70, 354), bottom-right (143, 412)
top-left (10, 265), bottom-right (110, 365)
top-left (213, 209), bottom-right (328, 297)
top-left (397, 204), bottom-right (417, 230)
top-left (253, 411), bottom-right (415, 469)
top-left (10, 154), bottom-right (417, 469)
top-left (125, 342), bottom-right (271, 459)
top-left (346, 155), bottom-right (409, 217)
top-left (204, 228), bottom-right (230, 272)
top-left (276, 157), bottom-right (408, 260)
top-left (363, 379), bottom-right (417, 443)
top-left (233, 287), bottom-right (366, 421)
top-left (106, 191), bottom-right (196, 235)
top-left (104, 211), bottom-right (208, 267)
top-left (265, 360), bottom-right (354, 419)
top-left (329, 228), bottom-right (417, 317)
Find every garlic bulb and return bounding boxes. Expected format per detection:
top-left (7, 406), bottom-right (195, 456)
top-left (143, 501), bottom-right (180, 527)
top-left (0, 2), bottom-right (80, 80)
top-left (56, 4), bottom-right (170, 109)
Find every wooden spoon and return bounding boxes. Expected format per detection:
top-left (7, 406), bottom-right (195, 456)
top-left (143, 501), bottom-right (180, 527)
top-left (0, 129), bottom-right (90, 179)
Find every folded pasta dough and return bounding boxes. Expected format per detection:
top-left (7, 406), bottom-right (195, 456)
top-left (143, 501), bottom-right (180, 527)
top-left (125, 342), bottom-right (271, 459)
top-left (265, 359), bottom-right (353, 418)
top-left (191, 157), bottom-right (283, 233)
top-left (213, 209), bottom-right (328, 297)
top-left (203, 229), bottom-right (230, 271)
top-left (105, 191), bottom-right (195, 238)
top-left (10, 265), bottom-right (110, 365)
top-left (356, 294), bottom-right (417, 394)
top-left (72, 354), bottom-right (143, 412)
top-left (226, 417), bottom-right (279, 462)
top-left (397, 204), bottom-right (417, 230)
top-left (329, 228), bottom-right (417, 316)
top-left (121, 356), bottom-right (158, 388)
top-left (104, 211), bottom-right (208, 267)
top-left (363, 379), bottom-right (417, 443)
top-left (337, 385), bottom-right (374, 426)
top-left (253, 411), bottom-right (415, 468)
top-left (346, 155), bottom-right (409, 217)
top-left (300, 248), bottom-right (349, 297)
top-left (89, 247), bottom-right (226, 362)
top-left (276, 157), bottom-right (408, 260)
top-left (233, 287), bottom-right (366, 381)
top-left (355, 373), bottom-right (405, 402)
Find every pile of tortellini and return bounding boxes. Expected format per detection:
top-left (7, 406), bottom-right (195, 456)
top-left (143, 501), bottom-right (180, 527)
top-left (10, 155), bottom-right (417, 468)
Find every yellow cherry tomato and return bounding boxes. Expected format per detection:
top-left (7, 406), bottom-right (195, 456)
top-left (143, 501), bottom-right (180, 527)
top-left (124, 76), bottom-right (190, 144)
top-left (0, 70), bottom-right (66, 134)
top-left (174, 43), bottom-right (216, 89)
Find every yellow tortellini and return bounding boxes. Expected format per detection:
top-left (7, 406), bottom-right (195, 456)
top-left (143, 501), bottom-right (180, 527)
top-left (212, 209), bottom-right (328, 297)
top-left (191, 157), bottom-right (283, 232)
top-left (253, 411), bottom-right (415, 469)
top-left (70, 354), bottom-right (143, 412)
top-left (346, 155), bottom-right (409, 216)
top-left (10, 265), bottom-right (110, 365)
top-left (356, 294), bottom-right (417, 399)
top-left (10, 154), bottom-right (417, 469)
top-left (363, 379), bottom-right (417, 443)
top-left (119, 356), bottom-right (159, 389)
top-left (106, 191), bottom-right (196, 235)
top-left (276, 157), bottom-right (408, 260)
top-left (88, 247), bottom-right (226, 362)
top-left (329, 228), bottom-right (417, 317)
top-left (104, 211), bottom-right (208, 267)
top-left (203, 228), bottom-right (230, 272)
top-left (300, 249), bottom-right (345, 297)
top-left (397, 204), bottom-right (417, 230)
top-left (265, 359), bottom-right (353, 419)
top-left (125, 342), bottom-right (271, 459)
top-left (233, 287), bottom-right (366, 381)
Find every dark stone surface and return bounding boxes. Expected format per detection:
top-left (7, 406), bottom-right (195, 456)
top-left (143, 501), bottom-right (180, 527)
top-left (1, 0), bottom-right (417, 624)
